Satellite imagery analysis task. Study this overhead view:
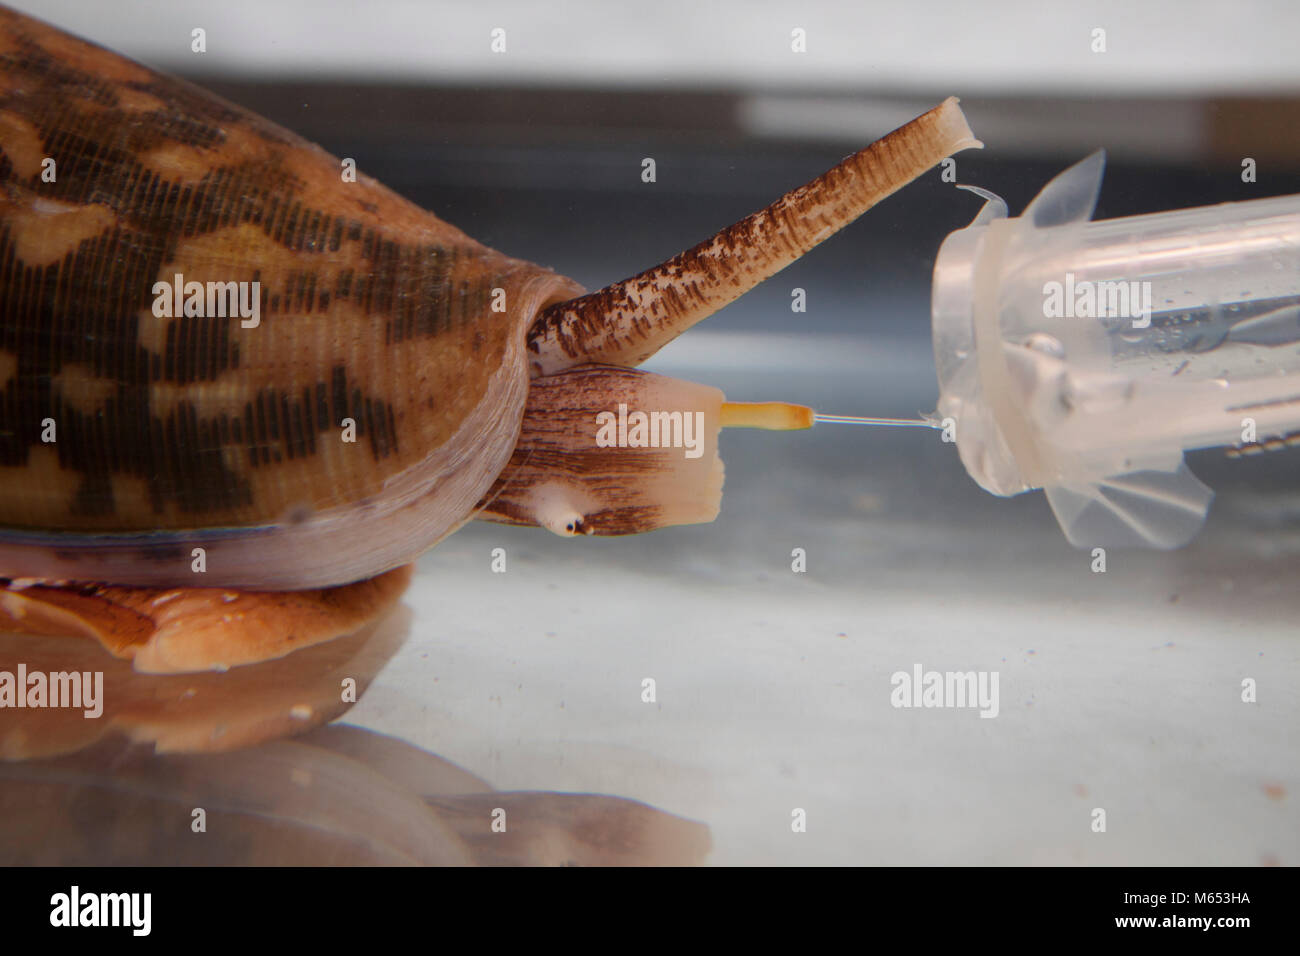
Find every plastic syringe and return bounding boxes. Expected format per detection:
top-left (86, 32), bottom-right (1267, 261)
top-left (727, 153), bottom-right (1300, 549)
top-left (929, 151), bottom-right (1300, 548)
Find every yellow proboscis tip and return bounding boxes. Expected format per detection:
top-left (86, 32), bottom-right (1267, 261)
top-left (720, 401), bottom-right (815, 431)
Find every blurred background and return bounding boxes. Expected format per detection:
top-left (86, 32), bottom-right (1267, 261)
top-left (4, 0), bottom-right (1298, 865)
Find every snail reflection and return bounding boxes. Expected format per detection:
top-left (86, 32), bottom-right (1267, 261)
top-left (0, 597), bottom-right (712, 865)
top-left (1, 727), bottom-right (712, 866)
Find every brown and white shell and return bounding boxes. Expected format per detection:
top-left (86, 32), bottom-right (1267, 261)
top-left (0, 6), bottom-right (980, 669)
top-left (0, 6), bottom-right (584, 590)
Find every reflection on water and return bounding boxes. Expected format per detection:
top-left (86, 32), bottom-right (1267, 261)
top-left (0, 606), bottom-right (413, 759)
top-left (0, 726), bottom-right (711, 866)
top-left (0, 604), bottom-right (712, 865)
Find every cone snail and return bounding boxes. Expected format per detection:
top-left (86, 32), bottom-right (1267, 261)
top-left (0, 6), bottom-right (980, 670)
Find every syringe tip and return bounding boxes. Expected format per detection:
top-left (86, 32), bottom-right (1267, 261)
top-left (719, 402), bottom-right (941, 431)
top-left (812, 413), bottom-right (939, 429)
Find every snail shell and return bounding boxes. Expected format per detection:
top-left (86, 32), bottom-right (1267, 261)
top-left (0, 7), bottom-right (981, 598)
top-left (0, 7), bottom-right (583, 589)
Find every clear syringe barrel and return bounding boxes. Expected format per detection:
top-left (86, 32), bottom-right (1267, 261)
top-left (931, 151), bottom-right (1300, 548)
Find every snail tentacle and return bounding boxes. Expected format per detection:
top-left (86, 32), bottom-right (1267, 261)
top-left (526, 97), bottom-right (981, 376)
